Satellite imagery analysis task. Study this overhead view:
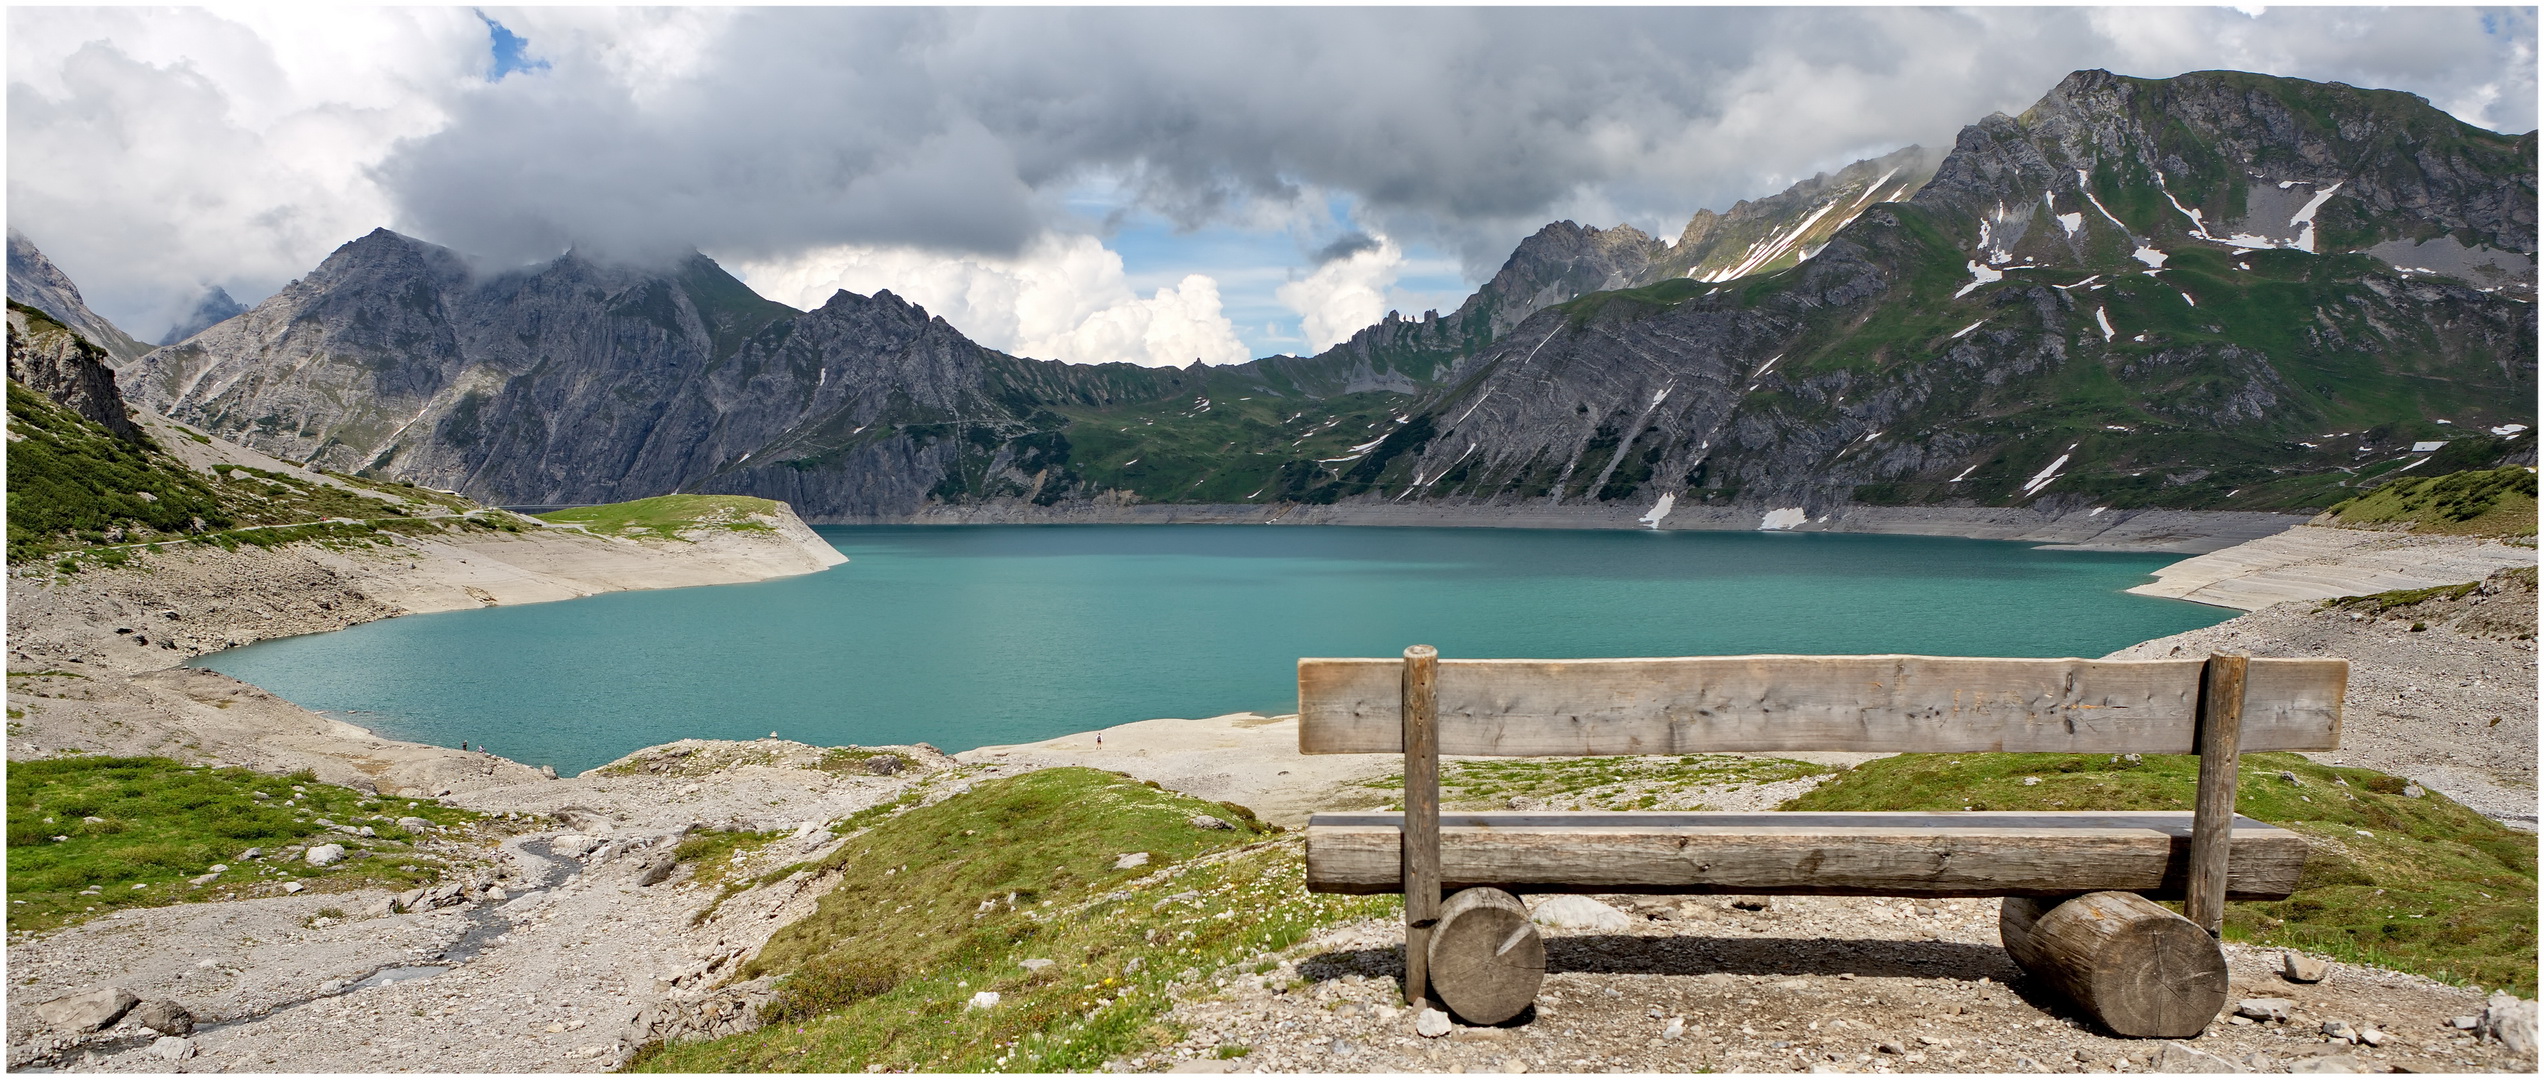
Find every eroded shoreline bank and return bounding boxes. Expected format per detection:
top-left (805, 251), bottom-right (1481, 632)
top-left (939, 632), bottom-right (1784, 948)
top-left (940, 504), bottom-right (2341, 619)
top-left (852, 499), bottom-right (2312, 555)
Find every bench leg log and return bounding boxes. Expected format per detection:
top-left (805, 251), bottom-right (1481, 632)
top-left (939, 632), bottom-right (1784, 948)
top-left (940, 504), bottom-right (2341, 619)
top-left (1999, 892), bottom-right (2228, 1038)
top-left (1426, 887), bottom-right (1544, 1025)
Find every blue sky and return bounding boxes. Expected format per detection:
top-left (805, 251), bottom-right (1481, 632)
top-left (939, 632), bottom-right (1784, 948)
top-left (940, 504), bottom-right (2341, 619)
top-left (1096, 202), bottom-right (1476, 359)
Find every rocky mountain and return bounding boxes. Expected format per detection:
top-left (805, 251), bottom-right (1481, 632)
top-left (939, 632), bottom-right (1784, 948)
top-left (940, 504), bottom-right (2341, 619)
top-left (1656, 145), bottom-right (1944, 283)
top-left (160, 286), bottom-right (247, 346)
top-left (7, 232), bottom-right (152, 368)
top-left (9, 301), bottom-right (142, 441)
top-left (115, 69), bottom-right (2536, 521)
top-left (1354, 69), bottom-right (2537, 516)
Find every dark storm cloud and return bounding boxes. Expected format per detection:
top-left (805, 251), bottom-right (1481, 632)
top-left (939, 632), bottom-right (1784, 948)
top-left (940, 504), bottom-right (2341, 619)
top-left (1311, 233), bottom-right (1383, 266)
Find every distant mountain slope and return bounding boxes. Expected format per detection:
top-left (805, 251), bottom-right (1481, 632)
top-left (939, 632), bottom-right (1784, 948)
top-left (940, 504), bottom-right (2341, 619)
top-left (1657, 145), bottom-right (1944, 283)
top-left (112, 69), bottom-right (2535, 521)
top-left (1369, 69), bottom-right (2535, 516)
top-left (160, 286), bottom-right (247, 346)
top-left (123, 229), bottom-right (1402, 511)
top-left (7, 231), bottom-right (152, 368)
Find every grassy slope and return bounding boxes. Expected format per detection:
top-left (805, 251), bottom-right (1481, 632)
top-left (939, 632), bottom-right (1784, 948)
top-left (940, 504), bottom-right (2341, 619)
top-left (7, 381), bottom-right (236, 562)
top-left (2322, 466), bottom-right (2540, 537)
top-left (7, 377), bottom-right (526, 569)
top-left (1785, 752), bottom-right (2536, 995)
top-left (1789, 217), bottom-right (2528, 513)
top-left (634, 768), bottom-right (1392, 1073)
top-left (534, 494), bottom-right (783, 538)
top-left (5, 756), bottom-right (481, 934)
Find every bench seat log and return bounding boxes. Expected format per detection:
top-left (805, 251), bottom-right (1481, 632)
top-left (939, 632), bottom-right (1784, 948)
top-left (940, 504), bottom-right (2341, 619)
top-left (1298, 655), bottom-right (2345, 756)
top-left (1304, 811), bottom-right (2308, 900)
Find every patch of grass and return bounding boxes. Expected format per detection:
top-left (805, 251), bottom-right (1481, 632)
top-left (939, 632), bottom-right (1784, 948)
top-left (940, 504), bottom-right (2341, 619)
top-left (1363, 754), bottom-right (1835, 811)
top-left (675, 828), bottom-right (789, 889)
top-left (536, 494), bottom-right (783, 539)
top-left (2322, 581), bottom-right (2485, 615)
top-left (1784, 752), bottom-right (2536, 995)
top-left (7, 756), bottom-right (481, 933)
top-left (2324, 467), bottom-right (2540, 536)
top-left (677, 828), bottom-right (792, 927)
top-left (629, 767), bottom-right (1393, 1073)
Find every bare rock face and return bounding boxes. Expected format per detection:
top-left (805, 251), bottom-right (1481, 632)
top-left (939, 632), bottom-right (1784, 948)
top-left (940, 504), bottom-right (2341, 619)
top-left (8, 304), bottom-right (143, 440)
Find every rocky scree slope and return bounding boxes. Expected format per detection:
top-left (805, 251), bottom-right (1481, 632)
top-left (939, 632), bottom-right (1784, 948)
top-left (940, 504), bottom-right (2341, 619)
top-left (118, 70), bottom-right (2535, 522)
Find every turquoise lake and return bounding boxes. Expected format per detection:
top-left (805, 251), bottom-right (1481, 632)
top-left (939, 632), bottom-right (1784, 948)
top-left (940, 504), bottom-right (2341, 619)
top-left (193, 525), bottom-right (2236, 775)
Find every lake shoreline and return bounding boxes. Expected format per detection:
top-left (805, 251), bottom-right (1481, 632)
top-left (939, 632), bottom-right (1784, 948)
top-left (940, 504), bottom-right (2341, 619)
top-left (836, 499), bottom-right (2313, 554)
top-left (3, 502), bottom-right (846, 798)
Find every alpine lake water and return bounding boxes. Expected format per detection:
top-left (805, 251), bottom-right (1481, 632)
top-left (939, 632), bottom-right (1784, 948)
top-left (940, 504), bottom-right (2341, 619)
top-left (194, 525), bottom-right (2238, 776)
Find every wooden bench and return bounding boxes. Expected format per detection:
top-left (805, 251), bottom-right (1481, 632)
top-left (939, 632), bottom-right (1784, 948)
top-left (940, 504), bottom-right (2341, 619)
top-left (1298, 648), bottom-right (2347, 1038)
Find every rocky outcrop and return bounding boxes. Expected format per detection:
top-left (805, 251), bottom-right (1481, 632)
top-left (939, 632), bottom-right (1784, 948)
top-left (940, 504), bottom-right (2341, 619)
top-left (9, 302), bottom-right (143, 440)
top-left (7, 232), bottom-right (152, 368)
top-left (1657, 144), bottom-right (1944, 283)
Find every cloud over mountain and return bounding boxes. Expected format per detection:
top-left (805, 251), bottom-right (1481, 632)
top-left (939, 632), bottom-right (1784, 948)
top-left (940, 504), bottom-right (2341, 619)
top-left (10, 5), bottom-right (2535, 361)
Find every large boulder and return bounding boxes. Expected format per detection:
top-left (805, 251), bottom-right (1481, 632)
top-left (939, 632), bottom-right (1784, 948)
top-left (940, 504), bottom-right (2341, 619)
top-left (130, 1000), bottom-right (193, 1036)
top-left (304, 843), bottom-right (347, 867)
top-left (2481, 994), bottom-right (2537, 1056)
top-left (33, 988), bottom-right (138, 1032)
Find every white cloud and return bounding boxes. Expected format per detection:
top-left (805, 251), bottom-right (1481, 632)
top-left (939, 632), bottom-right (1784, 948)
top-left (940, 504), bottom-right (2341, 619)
top-left (1277, 238), bottom-right (1404, 352)
top-left (726, 234), bottom-right (1251, 368)
top-left (6, 7), bottom-right (486, 338)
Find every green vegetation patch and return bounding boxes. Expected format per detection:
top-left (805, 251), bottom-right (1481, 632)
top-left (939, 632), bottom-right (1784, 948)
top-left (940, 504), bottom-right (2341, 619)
top-left (7, 757), bottom-right (481, 933)
top-left (536, 494), bottom-right (783, 539)
top-left (1785, 752), bottom-right (2536, 995)
top-left (676, 827), bottom-right (796, 927)
top-left (631, 767), bottom-right (1391, 1073)
top-left (6, 381), bottom-right (233, 563)
top-left (2325, 467), bottom-right (2540, 536)
top-left (1363, 754), bottom-right (1836, 812)
top-left (2323, 581), bottom-right (2485, 615)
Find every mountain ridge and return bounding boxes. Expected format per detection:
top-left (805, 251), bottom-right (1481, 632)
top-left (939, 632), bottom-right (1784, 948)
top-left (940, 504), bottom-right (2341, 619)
top-left (107, 68), bottom-right (2541, 522)
top-left (7, 231), bottom-right (154, 368)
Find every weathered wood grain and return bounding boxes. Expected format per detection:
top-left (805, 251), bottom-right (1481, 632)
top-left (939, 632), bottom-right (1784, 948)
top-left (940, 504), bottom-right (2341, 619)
top-left (2186, 654), bottom-right (2249, 935)
top-left (2000, 892), bottom-right (2229, 1038)
top-left (1401, 645), bottom-right (1441, 1009)
top-left (1427, 887), bottom-right (1542, 1025)
top-left (1296, 655), bottom-right (2346, 756)
top-left (1304, 811), bottom-right (2308, 899)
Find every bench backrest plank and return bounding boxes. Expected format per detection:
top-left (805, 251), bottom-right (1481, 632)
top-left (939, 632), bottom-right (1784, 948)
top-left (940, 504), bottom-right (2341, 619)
top-left (1297, 654), bottom-right (2344, 756)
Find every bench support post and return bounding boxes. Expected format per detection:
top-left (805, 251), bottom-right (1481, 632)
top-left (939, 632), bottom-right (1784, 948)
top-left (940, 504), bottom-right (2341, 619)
top-left (2187, 652), bottom-right (2249, 936)
top-left (1401, 644), bottom-right (1441, 1009)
